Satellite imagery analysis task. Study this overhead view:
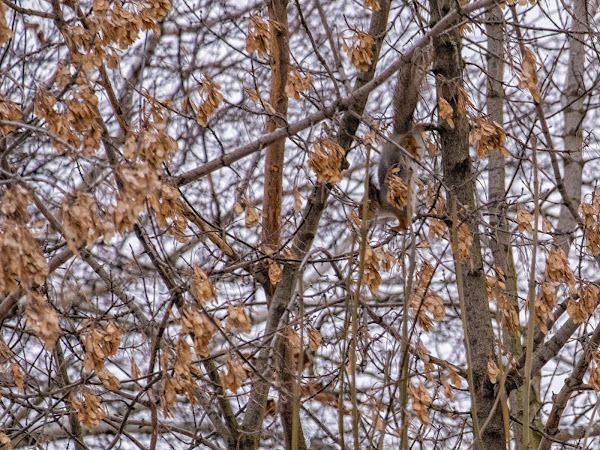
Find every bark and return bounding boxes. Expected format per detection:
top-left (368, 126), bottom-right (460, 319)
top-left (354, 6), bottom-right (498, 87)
top-left (555, 0), bottom-right (588, 253)
top-left (430, 0), bottom-right (505, 446)
top-left (262, 0), bottom-right (290, 253)
top-left (485, 5), bottom-right (541, 447)
top-left (277, 329), bottom-right (307, 450)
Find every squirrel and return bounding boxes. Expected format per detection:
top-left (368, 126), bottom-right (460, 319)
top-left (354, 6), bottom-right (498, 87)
top-left (362, 47), bottom-right (432, 231)
top-left (364, 125), bottom-right (425, 231)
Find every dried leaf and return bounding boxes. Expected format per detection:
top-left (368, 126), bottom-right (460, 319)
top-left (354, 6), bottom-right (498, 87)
top-left (362, 244), bottom-right (382, 296)
top-left (194, 74), bottom-right (223, 127)
top-left (226, 303), bottom-right (252, 333)
top-left (487, 357), bottom-right (500, 384)
top-left (307, 327), bottom-right (322, 352)
top-left (385, 168), bottom-right (409, 210)
top-left (408, 382), bottom-right (431, 425)
top-left (268, 260), bottom-right (282, 285)
top-left (516, 208), bottom-right (534, 233)
top-left (192, 266), bottom-right (217, 304)
top-left (25, 293), bottom-right (60, 350)
top-left (438, 96), bottom-right (454, 129)
top-left (293, 186), bottom-right (303, 212)
top-left (246, 15), bottom-right (270, 58)
top-left (545, 247), bottom-right (576, 287)
top-left (221, 355), bottom-right (247, 392)
top-left (470, 116), bottom-right (507, 158)
top-left (97, 369), bottom-right (120, 391)
top-left (342, 28), bottom-right (375, 72)
top-left (517, 47), bottom-right (541, 103)
top-left (10, 362), bottom-right (24, 393)
top-left (285, 68), bottom-right (313, 100)
top-left (308, 138), bottom-right (344, 185)
top-left (0, 432), bottom-right (13, 450)
top-left (180, 306), bottom-right (218, 357)
top-left (72, 389), bottom-right (106, 429)
top-left (245, 204), bottom-right (260, 228)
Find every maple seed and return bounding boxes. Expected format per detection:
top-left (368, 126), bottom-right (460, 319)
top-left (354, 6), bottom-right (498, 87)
top-left (518, 47), bottom-right (541, 103)
top-left (438, 96), bottom-right (454, 129)
top-left (246, 15), bottom-right (271, 58)
top-left (308, 138), bottom-right (344, 185)
top-left (342, 28), bottom-right (375, 72)
top-left (286, 68), bottom-right (313, 100)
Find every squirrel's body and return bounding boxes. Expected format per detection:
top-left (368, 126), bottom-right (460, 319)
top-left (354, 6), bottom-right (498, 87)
top-left (367, 127), bottom-right (424, 230)
top-left (363, 48), bottom-right (431, 230)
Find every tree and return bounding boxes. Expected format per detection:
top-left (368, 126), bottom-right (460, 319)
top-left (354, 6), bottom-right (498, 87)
top-left (0, 0), bottom-right (599, 448)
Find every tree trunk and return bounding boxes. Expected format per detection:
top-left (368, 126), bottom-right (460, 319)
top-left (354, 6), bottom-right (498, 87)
top-left (556, 0), bottom-right (587, 253)
top-left (430, 0), bottom-right (505, 446)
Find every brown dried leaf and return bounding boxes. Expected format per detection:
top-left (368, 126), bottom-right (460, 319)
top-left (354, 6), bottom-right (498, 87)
top-left (1, 186), bottom-right (29, 224)
top-left (363, 244), bottom-right (382, 296)
top-left (245, 204), bottom-right (260, 228)
top-left (82, 320), bottom-right (122, 373)
top-left (0, 96), bottom-right (22, 135)
top-left (192, 266), bottom-right (217, 304)
top-left (542, 216), bottom-right (553, 233)
top-left (150, 184), bottom-right (189, 243)
top-left (545, 247), bottom-right (576, 287)
top-left (72, 389), bottom-right (106, 429)
top-left (226, 303), bottom-right (252, 333)
top-left (308, 138), bottom-right (344, 185)
top-left (590, 352), bottom-right (600, 391)
top-left (285, 68), bottom-right (313, 100)
top-left (246, 15), bottom-right (270, 58)
top-left (194, 74), bottom-right (223, 127)
top-left (516, 208), bottom-right (534, 233)
top-left (10, 362), bottom-right (24, 393)
top-left (342, 28), bottom-right (375, 72)
top-left (307, 327), bottom-right (322, 352)
top-left (0, 2), bottom-right (13, 46)
top-left (0, 432), bottom-right (12, 450)
top-left (517, 47), bottom-right (541, 103)
top-left (130, 357), bottom-right (140, 380)
top-left (385, 168), bottom-right (409, 210)
top-left (487, 357), bottom-right (500, 384)
top-left (293, 186), bottom-right (303, 212)
top-left (424, 291), bottom-right (446, 320)
top-left (438, 96), bottom-right (454, 129)
top-left (268, 260), bottom-right (282, 285)
top-left (535, 281), bottom-right (558, 334)
top-left (448, 367), bottom-right (461, 388)
top-left (180, 306), bottom-right (218, 357)
top-left (97, 368), bottom-right (120, 391)
top-left (470, 116), bottom-right (507, 158)
top-left (221, 355), bottom-right (247, 392)
top-left (456, 86), bottom-right (472, 116)
top-left (408, 382), bottom-right (431, 425)
top-left (25, 293), bottom-right (60, 350)
top-left (0, 220), bottom-right (49, 294)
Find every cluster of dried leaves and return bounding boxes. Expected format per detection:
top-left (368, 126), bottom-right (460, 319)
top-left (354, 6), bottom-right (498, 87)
top-left (517, 47), bottom-right (541, 103)
top-left (385, 168), bottom-right (409, 210)
top-left (470, 116), bottom-right (508, 158)
top-left (408, 382), bottom-right (432, 425)
top-left (487, 270), bottom-right (520, 336)
top-left (343, 27), bottom-right (375, 72)
top-left (410, 261), bottom-right (446, 331)
top-left (581, 199), bottom-right (600, 255)
top-left (308, 137), bottom-right (344, 185)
